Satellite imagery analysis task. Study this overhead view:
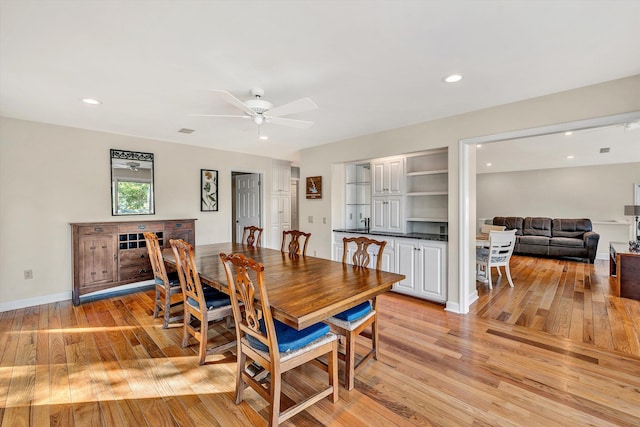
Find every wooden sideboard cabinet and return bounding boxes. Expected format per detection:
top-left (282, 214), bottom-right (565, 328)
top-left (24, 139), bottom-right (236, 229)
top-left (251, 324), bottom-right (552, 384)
top-left (71, 219), bottom-right (195, 305)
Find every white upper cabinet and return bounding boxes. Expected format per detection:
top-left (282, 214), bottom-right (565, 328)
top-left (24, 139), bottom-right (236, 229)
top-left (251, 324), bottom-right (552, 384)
top-left (372, 156), bottom-right (404, 196)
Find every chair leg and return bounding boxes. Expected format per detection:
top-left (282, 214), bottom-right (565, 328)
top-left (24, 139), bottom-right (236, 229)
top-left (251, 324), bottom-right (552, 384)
top-left (162, 291), bottom-right (171, 329)
top-left (235, 351), bottom-right (247, 404)
top-left (344, 330), bottom-right (356, 391)
top-left (198, 318), bottom-right (208, 365)
top-left (153, 287), bottom-right (161, 319)
top-left (487, 266), bottom-right (493, 289)
top-left (505, 264), bottom-right (515, 287)
top-left (270, 371), bottom-right (282, 426)
top-left (182, 312), bottom-right (190, 349)
top-left (329, 340), bottom-right (339, 403)
top-left (496, 266), bottom-right (503, 277)
top-left (371, 310), bottom-right (379, 362)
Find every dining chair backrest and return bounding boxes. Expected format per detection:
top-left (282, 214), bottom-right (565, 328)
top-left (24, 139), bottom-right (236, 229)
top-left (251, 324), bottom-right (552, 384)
top-left (242, 226), bottom-right (263, 247)
top-left (219, 252), bottom-right (278, 360)
top-left (281, 230), bottom-right (311, 256)
top-left (481, 224), bottom-right (506, 234)
top-left (342, 236), bottom-right (387, 270)
top-left (487, 230), bottom-right (517, 265)
top-left (170, 239), bottom-right (206, 313)
top-left (144, 232), bottom-right (169, 286)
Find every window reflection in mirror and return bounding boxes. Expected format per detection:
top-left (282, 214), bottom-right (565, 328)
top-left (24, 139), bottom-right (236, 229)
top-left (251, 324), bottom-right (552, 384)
top-left (110, 149), bottom-right (155, 215)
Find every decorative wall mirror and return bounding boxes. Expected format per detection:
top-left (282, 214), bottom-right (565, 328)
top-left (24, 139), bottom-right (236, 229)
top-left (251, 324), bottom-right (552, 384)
top-left (111, 149), bottom-right (155, 215)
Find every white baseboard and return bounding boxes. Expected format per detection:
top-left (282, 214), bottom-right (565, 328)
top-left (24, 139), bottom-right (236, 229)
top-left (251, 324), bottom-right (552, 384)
top-left (0, 280), bottom-right (155, 313)
top-left (0, 291), bottom-right (71, 312)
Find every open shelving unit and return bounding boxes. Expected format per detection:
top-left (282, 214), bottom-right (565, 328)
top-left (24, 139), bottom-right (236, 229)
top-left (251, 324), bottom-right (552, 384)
top-left (405, 148), bottom-right (448, 233)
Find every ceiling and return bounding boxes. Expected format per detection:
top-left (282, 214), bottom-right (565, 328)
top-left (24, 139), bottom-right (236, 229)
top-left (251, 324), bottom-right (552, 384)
top-left (476, 121), bottom-right (640, 174)
top-left (1, 1), bottom-right (640, 162)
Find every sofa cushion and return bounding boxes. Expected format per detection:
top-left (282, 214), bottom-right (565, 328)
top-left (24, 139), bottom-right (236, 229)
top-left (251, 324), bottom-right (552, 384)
top-left (518, 235), bottom-right (550, 246)
top-left (549, 237), bottom-right (585, 248)
top-left (523, 217), bottom-right (552, 237)
top-left (552, 218), bottom-right (592, 238)
top-left (493, 217), bottom-right (524, 236)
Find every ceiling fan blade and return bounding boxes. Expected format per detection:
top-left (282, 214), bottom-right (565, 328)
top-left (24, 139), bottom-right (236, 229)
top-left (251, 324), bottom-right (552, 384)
top-left (267, 97), bottom-right (317, 117)
top-left (266, 116), bottom-right (314, 128)
top-left (188, 114), bottom-right (250, 119)
top-left (210, 90), bottom-right (256, 116)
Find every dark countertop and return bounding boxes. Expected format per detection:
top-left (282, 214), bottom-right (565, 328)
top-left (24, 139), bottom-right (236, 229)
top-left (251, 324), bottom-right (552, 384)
top-left (333, 228), bottom-right (448, 242)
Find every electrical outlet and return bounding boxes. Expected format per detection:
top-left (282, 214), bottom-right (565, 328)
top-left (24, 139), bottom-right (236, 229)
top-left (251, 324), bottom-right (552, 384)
top-left (308, 216), bottom-right (313, 223)
top-left (323, 217), bottom-right (326, 224)
top-left (24, 269), bottom-right (33, 279)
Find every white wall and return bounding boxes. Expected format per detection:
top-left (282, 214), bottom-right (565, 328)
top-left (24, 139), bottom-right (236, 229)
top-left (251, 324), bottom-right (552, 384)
top-left (0, 117), bottom-right (277, 310)
top-left (477, 163), bottom-right (640, 257)
top-left (298, 75), bottom-right (640, 311)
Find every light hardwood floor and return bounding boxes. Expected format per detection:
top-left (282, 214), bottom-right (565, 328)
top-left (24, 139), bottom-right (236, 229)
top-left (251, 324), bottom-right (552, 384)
top-left (1, 256), bottom-right (639, 426)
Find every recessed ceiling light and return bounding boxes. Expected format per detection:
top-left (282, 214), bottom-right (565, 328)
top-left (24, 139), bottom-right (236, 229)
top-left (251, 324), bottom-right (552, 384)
top-left (567, 155), bottom-right (575, 159)
top-left (486, 162), bottom-right (492, 167)
top-left (565, 131), bottom-right (573, 136)
top-left (476, 144), bottom-right (482, 148)
top-left (259, 135), bottom-right (269, 141)
top-left (443, 74), bottom-right (462, 83)
top-left (81, 98), bottom-right (101, 105)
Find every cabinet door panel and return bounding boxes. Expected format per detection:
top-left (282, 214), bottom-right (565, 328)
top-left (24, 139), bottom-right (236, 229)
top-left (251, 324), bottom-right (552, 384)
top-left (371, 198), bottom-right (386, 230)
top-left (388, 197), bottom-right (403, 232)
top-left (372, 161), bottom-right (386, 195)
top-left (393, 240), bottom-right (417, 293)
top-left (418, 242), bottom-right (446, 302)
top-left (388, 158), bottom-right (404, 194)
top-left (80, 236), bottom-right (117, 285)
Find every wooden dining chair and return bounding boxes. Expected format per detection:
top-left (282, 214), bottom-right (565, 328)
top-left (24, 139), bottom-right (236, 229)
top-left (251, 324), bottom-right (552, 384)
top-left (476, 229), bottom-right (517, 289)
top-left (170, 239), bottom-right (235, 365)
top-left (219, 252), bottom-right (338, 426)
top-left (242, 226), bottom-right (263, 247)
top-left (280, 230), bottom-right (311, 256)
top-left (326, 236), bottom-right (387, 390)
top-left (143, 232), bottom-right (183, 329)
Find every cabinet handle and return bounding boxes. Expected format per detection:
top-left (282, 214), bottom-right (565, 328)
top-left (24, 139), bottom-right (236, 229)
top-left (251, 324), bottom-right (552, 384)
top-left (94, 227), bottom-right (103, 232)
top-left (113, 254), bottom-right (118, 261)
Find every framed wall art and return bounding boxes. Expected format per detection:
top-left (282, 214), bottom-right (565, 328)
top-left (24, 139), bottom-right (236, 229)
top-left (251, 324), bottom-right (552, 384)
top-left (306, 176), bottom-right (322, 199)
top-left (201, 169), bottom-right (218, 211)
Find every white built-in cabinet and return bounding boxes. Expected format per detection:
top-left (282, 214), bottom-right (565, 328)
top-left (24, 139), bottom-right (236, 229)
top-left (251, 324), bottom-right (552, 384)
top-left (371, 196), bottom-right (403, 233)
top-left (372, 156), bottom-right (404, 196)
top-left (393, 237), bottom-right (447, 303)
top-left (371, 156), bottom-right (405, 233)
top-left (270, 161), bottom-right (291, 248)
top-left (332, 232), bottom-right (447, 303)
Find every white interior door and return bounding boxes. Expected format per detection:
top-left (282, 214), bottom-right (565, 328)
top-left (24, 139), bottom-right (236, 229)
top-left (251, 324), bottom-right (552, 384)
top-left (235, 173), bottom-right (261, 243)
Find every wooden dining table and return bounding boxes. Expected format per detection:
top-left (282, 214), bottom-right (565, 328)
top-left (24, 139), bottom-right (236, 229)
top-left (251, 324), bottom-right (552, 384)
top-left (163, 242), bottom-right (406, 330)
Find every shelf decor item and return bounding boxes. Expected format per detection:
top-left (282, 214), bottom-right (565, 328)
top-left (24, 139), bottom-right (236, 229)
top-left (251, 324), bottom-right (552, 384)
top-left (306, 176), bottom-right (322, 199)
top-left (201, 169), bottom-right (218, 211)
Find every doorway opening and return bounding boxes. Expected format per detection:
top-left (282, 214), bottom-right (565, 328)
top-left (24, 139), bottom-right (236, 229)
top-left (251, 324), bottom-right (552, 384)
top-left (231, 171), bottom-right (262, 243)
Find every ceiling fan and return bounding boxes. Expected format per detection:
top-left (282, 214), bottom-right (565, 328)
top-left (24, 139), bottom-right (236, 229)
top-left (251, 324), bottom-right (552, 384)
top-left (191, 88), bottom-right (317, 129)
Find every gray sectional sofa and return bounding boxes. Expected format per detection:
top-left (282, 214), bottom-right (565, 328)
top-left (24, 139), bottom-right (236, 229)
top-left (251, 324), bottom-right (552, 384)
top-left (492, 217), bottom-right (600, 263)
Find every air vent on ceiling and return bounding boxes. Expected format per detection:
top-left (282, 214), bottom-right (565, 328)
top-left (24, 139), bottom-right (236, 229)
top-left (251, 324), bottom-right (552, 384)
top-left (599, 147), bottom-right (610, 153)
top-left (178, 128), bottom-right (195, 134)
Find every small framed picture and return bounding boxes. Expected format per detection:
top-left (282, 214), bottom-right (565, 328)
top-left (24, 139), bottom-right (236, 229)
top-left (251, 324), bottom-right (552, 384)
top-left (201, 169), bottom-right (218, 211)
top-left (306, 176), bottom-right (322, 199)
